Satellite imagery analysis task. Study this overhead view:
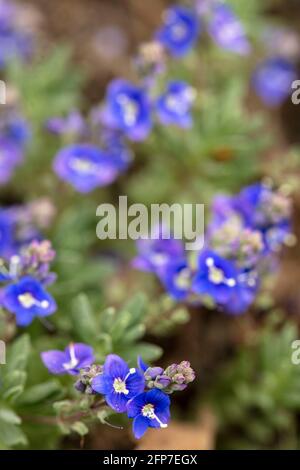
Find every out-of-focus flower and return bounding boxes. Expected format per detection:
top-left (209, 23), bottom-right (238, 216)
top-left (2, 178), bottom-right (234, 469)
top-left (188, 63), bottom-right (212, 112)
top-left (0, 210), bottom-right (13, 257)
top-left (135, 41), bottom-right (166, 83)
top-left (132, 228), bottom-right (186, 274)
top-left (0, 0), bottom-right (33, 68)
top-left (192, 250), bottom-right (238, 303)
top-left (262, 26), bottom-right (300, 61)
top-left (157, 260), bottom-right (191, 301)
top-left (28, 198), bottom-right (56, 230)
top-left (101, 79), bottom-right (152, 141)
top-left (0, 112), bottom-right (31, 147)
top-left (41, 343), bottom-right (95, 376)
top-left (156, 81), bottom-right (196, 128)
top-left (252, 57), bottom-right (297, 106)
top-left (0, 137), bottom-right (23, 184)
top-left (91, 354), bottom-right (145, 413)
top-left (156, 5), bottom-right (200, 57)
top-left (53, 143), bottom-right (122, 192)
top-left (46, 110), bottom-right (87, 139)
top-left (127, 389), bottom-right (170, 439)
top-left (1, 275), bottom-right (56, 326)
top-left (208, 3), bottom-right (250, 55)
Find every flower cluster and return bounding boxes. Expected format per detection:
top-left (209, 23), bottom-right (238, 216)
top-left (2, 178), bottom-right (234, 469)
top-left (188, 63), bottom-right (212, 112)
top-left (133, 182), bottom-right (294, 315)
top-left (0, 239), bottom-right (57, 326)
top-left (0, 110), bottom-right (30, 184)
top-left (0, 0), bottom-right (33, 69)
top-left (42, 350), bottom-right (195, 439)
top-left (0, 199), bottom-right (55, 259)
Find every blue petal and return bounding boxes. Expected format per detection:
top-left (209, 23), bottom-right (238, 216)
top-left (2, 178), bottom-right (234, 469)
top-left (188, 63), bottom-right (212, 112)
top-left (137, 356), bottom-right (149, 373)
top-left (41, 351), bottom-right (68, 374)
top-left (126, 371), bottom-right (145, 398)
top-left (91, 374), bottom-right (111, 395)
top-left (127, 393), bottom-right (148, 418)
top-left (104, 354), bottom-right (128, 379)
top-left (132, 415), bottom-right (149, 439)
top-left (106, 390), bottom-right (128, 413)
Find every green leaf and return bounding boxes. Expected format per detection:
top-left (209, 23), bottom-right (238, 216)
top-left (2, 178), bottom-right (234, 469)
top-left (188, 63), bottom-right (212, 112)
top-left (0, 420), bottom-right (27, 447)
top-left (0, 408), bottom-right (21, 425)
top-left (72, 294), bottom-right (98, 343)
top-left (6, 335), bottom-right (31, 373)
top-left (17, 380), bottom-right (62, 406)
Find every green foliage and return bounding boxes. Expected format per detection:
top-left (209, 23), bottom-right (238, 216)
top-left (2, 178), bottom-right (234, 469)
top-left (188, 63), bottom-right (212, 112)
top-left (211, 317), bottom-right (300, 449)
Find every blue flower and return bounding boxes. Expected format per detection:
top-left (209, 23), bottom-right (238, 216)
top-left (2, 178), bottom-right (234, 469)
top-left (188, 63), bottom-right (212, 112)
top-left (132, 226), bottom-right (186, 274)
top-left (0, 210), bottom-right (13, 258)
top-left (0, 113), bottom-right (31, 147)
top-left (46, 110), bottom-right (87, 138)
top-left (53, 144), bottom-right (122, 193)
top-left (156, 6), bottom-right (200, 57)
top-left (41, 343), bottom-right (95, 376)
top-left (0, 138), bottom-right (23, 184)
top-left (127, 389), bottom-right (170, 439)
top-left (91, 354), bottom-right (145, 413)
top-left (192, 250), bottom-right (238, 304)
top-left (1, 276), bottom-right (56, 326)
top-left (101, 79), bottom-right (152, 141)
top-left (208, 4), bottom-right (250, 55)
top-left (158, 259), bottom-right (191, 301)
top-left (156, 81), bottom-right (196, 128)
top-left (224, 270), bottom-right (259, 315)
top-left (252, 57), bottom-right (296, 106)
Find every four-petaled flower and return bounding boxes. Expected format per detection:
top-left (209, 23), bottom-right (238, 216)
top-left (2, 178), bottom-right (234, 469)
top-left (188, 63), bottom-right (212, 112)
top-left (41, 343), bottom-right (95, 375)
top-left (53, 144), bottom-right (121, 193)
top-left (127, 389), bottom-right (170, 439)
top-left (192, 250), bottom-right (238, 304)
top-left (252, 57), bottom-right (296, 106)
top-left (156, 6), bottom-right (200, 57)
top-left (2, 275), bottom-right (56, 326)
top-left (101, 79), bottom-right (152, 141)
top-left (91, 354), bottom-right (145, 413)
top-left (156, 81), bottom-right (196, 128)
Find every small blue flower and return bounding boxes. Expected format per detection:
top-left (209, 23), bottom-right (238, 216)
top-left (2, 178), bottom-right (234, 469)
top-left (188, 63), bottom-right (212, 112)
top-left (41, 343), bottom-right (95, 376)
top-left (225, 270), bottom-right (259, 315)
top-left (91, 354), bottom-right (145, 413)
top-left (46, 110), bottom-right (87, 138)
top-left (252, 57), bottom-right (297, 106)
top-left (156, 81), bottom-right (196, 128)
top-left (132, 226), bottom-right (186, 274)
top-left (1, 276), bottom-right (56, 326)
top-left (158, 260), bottom-right (191, 301)
top-left (192, 250), bottom-right (238, 304)
top-left (53, 144), bottom-right (121, 193)
top-left (127, 389), bottom-right (170, 439)
top-left (0, 210), bottom-right (13, 258)
top-left (208, 4), bottom-right (250, 55)
top-left (0, 138), bottom-right (23, 184)
top-left (156, 6), bottom-right (200, 57)
top-left (101, 79), bottom-right (152, 141)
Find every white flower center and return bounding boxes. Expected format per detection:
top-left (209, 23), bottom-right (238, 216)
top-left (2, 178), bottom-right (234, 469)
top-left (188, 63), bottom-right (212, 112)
top-left (63, 343), bottom-right (79, 370)
top-left (141, 403), bottom-right (168, 428)
top-left (206, 257), bottom-right (236, 287)
top-left (117, 95), bottom-right (138, 126)
top-left (113, 368), bottom-right (136, 395)
top-left (18, 292), bottom-right (49, 309)
top-left (69, 157), bottom-right (97, 175)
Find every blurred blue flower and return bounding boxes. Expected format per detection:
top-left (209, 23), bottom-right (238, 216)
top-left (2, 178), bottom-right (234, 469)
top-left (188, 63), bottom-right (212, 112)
top-left (0, 137), bottom-right (23, 184)
top-left (192, 249), bottom-right (238, 304)
top-left (156, 80), bottom-right (196, 128)
top-left (208, 3), bottom-right (250, 55)
top-left (101, 79), bottom-right (152, 141)
top-left (46, 110), bottom-right (87, 138)
top-left (0, 210), bottom-right (13, 257)
top-left (91, 354), bottom-right (145, 413)
top-left (132, 228), bottom-right (186, 274)
top-left (156, 5), bottom-right (200, 57)
top-left (127, 389), bottom-right (170, 439)
top-left (158, 259), bottom-right (191, 301)
top-left (2, 275), bottom-right (56, 326)
top-left (41, 343), bottom-right (95, 376)
top-left (53, 143), bottom-right (122, 192)
top-left (252, 57), bottom-right (297, 106)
